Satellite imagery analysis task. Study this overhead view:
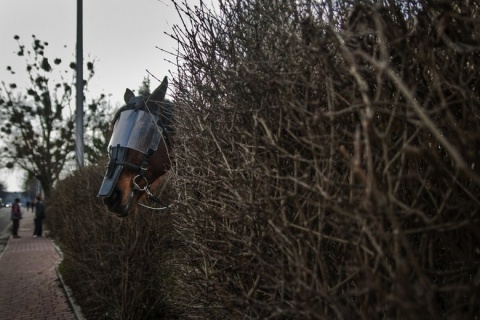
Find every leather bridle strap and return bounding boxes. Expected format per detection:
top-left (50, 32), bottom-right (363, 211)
top-left (111, 160), bottom-right (142, 171)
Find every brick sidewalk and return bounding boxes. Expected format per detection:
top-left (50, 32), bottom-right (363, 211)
top-left (0, 211), bottom-right (77, 320)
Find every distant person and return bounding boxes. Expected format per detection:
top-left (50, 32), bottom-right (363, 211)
top-left (10, 198), bottom-right (22, 239)
top-left (33, 195), bottom-right (46, 237)
top-left (26, 200), bottom-right (31, 212)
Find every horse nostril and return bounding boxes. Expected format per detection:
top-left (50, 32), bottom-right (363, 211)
top-left (104, 189), bottom-right (121, 206)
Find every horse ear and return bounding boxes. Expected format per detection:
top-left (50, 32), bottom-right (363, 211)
top-left (124, 88), bottom-right (135, 104)
top-left (150, 76), bottom-right (168, 102)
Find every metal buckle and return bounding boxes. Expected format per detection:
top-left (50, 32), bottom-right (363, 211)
top-left (132, 175), bottom-right (148, 192)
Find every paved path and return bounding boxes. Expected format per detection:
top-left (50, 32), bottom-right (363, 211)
top-left (0, 211), bottom-right (77, 320)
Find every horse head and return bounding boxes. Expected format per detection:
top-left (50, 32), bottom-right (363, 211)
top-left (98, 76), bottom-right (174, 217)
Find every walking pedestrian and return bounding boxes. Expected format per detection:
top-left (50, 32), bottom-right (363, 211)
top-left (10, 198), bottom-right (22, 239)
top-left (33, 195), bottom-right (46, 237)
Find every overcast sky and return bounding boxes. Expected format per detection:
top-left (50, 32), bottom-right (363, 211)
top-left (0, 0), bottom-right (196, 191)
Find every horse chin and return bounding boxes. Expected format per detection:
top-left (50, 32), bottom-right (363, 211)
top-left (103, 189), bottom-right (137, 217)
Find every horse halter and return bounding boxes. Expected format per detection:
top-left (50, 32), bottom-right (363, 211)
top-left (98, 96), bottom-right (171, 210)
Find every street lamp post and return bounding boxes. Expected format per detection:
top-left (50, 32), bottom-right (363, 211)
top-left (75, 0), bottom-right (84, 168)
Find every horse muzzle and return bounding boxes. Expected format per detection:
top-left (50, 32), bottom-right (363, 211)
top-left (98, 146), bottom-right (128, 197)
top-left (98, 146), bottom-right (134, 217)
top-left (102, 189), bottom-right (135, 217)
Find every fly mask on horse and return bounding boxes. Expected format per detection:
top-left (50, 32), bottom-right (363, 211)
top-left (98, 76), bottom-right (174, 217)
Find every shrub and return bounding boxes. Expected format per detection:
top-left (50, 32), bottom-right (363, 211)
top-left (169, 0), bottom-right (480, 318)
top-left (50, 1), bottom-right (480, 319)
top-left (49, 164), bottom-right (176, 320)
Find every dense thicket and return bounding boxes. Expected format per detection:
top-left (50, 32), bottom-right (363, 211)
top-left (49, 0), bottom-right (479, 319)
top-left (170, 0), bottom-right (480, 318)
top-left (48, 165), bottom-right (175, 320)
